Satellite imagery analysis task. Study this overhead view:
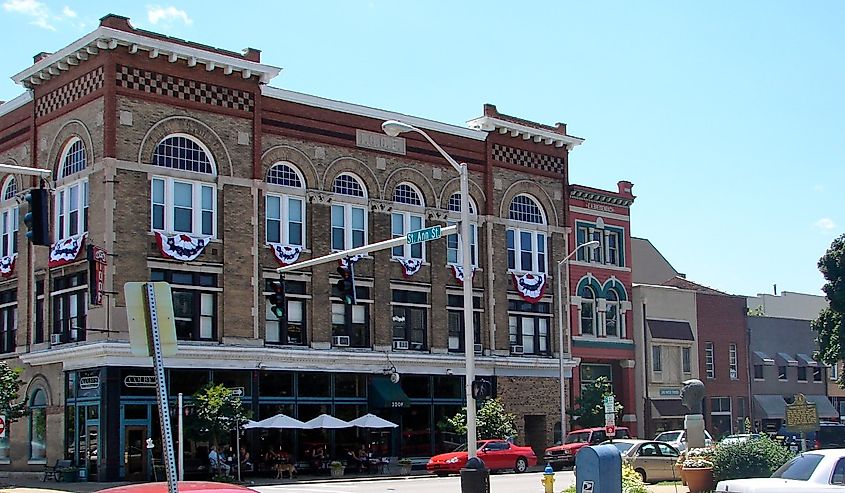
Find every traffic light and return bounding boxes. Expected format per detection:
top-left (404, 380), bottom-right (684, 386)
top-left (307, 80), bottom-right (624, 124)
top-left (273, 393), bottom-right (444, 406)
top-left (267, 280), bottom-right (286, 319)
top-left (471, 379), bottom-right (492, 400)
top-left (336, 261), bottom-right (357, 305)
top-left (24, 187), bottom-right (49, 246)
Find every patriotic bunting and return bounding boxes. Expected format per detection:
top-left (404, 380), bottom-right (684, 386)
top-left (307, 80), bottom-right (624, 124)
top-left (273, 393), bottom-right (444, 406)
top-left (155, 232), bottom-right (209, 262)
top-left (451, 264), bottom-right (475, 285)
top-left (338, 254), bottom-right (366, 268)
top-left (397, 257), bottom-right (423, 277)
top-left (512, 272), bottom-right (547, 304)
top-left (267, 243), bottom-right (303, 266)
top-left (49, 233), bottom-right (86, 267)
top-left (0, 254), bottom-right (16, 277)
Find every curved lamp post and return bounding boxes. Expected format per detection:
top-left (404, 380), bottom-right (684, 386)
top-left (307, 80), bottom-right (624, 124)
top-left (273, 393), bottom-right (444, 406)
top-left (382, 120), bottom-right (478, 460)
top-left (557, 239), bottom-right (600, 441)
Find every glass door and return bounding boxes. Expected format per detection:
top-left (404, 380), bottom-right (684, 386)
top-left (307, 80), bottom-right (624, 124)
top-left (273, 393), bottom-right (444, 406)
top-left (84, 425), bottom-right (98, 481)
top-left (124, 426), bottom-right (147, 481)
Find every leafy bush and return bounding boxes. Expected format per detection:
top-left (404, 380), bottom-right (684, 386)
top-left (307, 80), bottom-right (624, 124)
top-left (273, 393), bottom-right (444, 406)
top-left (712, 434), bottom-right (794, 482)
top-left (560, 462), bottom-right (646, 493)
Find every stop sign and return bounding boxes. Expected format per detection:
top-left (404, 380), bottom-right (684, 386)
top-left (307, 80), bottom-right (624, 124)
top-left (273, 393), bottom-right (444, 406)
top-left (605, 424), bottom-right (616, 437)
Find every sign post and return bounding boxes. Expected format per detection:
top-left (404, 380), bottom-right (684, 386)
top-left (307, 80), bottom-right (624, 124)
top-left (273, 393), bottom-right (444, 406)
top-left (604, 395), bottom-right (616, 439)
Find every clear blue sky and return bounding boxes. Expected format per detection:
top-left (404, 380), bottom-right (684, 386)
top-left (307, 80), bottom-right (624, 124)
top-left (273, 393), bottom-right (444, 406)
top-left (1, 1), bottom-right (842, 297)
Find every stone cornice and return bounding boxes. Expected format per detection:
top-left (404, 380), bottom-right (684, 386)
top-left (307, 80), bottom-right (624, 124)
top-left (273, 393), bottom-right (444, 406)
top-left (570, 188), bottom-right (634, 207)
top-left (467, 115), bottom-right (584, 149)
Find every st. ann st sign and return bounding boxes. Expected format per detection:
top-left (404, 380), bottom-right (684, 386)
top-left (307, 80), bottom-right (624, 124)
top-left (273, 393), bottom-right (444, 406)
top-left (406, 225), bottom-right (442, 245)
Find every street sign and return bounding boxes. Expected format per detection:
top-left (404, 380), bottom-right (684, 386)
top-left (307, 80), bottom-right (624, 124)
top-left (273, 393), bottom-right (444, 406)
top-left (125, 282), bottom-right (177, 357)
top-left (406, 225), bottom-right (442, 245)
top-left (605, 424), bottom-right (616, 437)
top-left (604, 395), bottom-right (616, 427)
top-left (785, 393), bottom-right (820, 433)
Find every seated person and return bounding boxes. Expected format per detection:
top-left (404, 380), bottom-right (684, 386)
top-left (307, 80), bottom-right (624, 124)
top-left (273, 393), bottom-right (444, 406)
top-left (239, 446), bottom-right (253, 472)
top-left (310, 446), bottom-right (326, 470)
top-left (346, 448), bottom-right (363, 473)
top-left (208, 446), bottom-right (231, 476)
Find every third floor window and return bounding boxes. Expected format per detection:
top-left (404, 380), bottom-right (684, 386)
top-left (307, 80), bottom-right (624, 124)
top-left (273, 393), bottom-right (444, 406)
top-left (507, 194), bottom-right (547, 274)
top-left (331, 173), bottom-right (367, 251)
top-left (55, 138), bottom-right (89, 241)
top-left (0, 177), bottom-right (17, 256)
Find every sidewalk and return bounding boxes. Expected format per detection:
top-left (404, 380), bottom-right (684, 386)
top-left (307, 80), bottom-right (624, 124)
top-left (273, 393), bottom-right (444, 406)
top-left (648, 484), bottom-right (689, 493)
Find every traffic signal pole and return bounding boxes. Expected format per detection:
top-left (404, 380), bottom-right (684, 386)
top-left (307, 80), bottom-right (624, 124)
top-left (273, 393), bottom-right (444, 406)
top-left (276, 224), bottom-right (457, 274)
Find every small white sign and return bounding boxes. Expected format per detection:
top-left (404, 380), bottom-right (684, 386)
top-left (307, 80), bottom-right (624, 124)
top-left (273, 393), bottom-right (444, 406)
top-left (603, 395), bottom-right (615, 414)
top-left (581, 480), bottom-right (594, 493)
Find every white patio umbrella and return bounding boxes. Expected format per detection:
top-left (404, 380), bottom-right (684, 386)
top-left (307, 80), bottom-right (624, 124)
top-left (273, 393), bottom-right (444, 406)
top-left (303, 413), bottom-right (353, 429)
top-left (348, 413), bottom-right (399, 429)
top-left (244, 413), bottom-right (307, 429)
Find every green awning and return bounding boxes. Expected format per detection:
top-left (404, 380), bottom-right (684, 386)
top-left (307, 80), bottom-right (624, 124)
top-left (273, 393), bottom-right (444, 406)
top-left (369, 378), bottom-right (410, 409)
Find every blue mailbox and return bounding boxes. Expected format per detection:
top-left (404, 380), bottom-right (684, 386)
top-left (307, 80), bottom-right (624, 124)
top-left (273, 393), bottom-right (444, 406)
top-left (575, 444), bottom-right (622, 493)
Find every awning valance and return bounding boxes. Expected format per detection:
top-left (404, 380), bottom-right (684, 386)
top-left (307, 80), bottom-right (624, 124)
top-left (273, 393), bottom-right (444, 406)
top-left (651, 399), bottom-right (687, 419)
top-left (754, 394), bottom-right (786, 419)
top-left (369, 378), bottom-right (410, 409)
top-left (806, 395), bottom-right (839, 419)
top-left (796, 354), bottom-right (819, 367)
top-left (647, 320), bottom-right (694, 341)
top-left (776, 352), bottom-right (798, 367)
top-left (752, 351), bottom-right (775, 366)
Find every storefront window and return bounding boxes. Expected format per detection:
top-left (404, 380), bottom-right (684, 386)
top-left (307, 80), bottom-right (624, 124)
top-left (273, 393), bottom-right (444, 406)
top-left (401, 376), bottom-right (431, 399)
top-left (29, 389), bottom-right (47, 460)
top-left (259, 371), bottom-right (293, 397)
top-left (169, 370), bottom-right (209, 396)
top-left (432, 376), bottom-right (462, 399)
top-left (335, 374), bottom-right (367, 398)
top-left (298, 373), bottom-right (330, 398)
top-left (334, 404), bottom-right (365, 456)
top-left (65, 406), bottom-right (75, 461)
top-left (434, 404), bottom-right (462, 454)
top-left (213, 370), bottom-right (251, 396)
top-left (401, 406), bottom-right (431, 457)
top-left (121, 369), bottom-right (156, 397)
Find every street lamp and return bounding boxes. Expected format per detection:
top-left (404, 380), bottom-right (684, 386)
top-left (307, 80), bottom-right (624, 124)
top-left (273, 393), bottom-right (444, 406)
top-left (382, 120), bottom-right (479, 460)
top-left (557, 239), bottom-right (600, 441)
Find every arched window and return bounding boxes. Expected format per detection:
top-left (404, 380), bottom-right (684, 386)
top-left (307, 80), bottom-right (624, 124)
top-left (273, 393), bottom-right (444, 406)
top-left (0, 177), bottom-right (18, 257)
top-left (446, 192), bottom-right (478, 266)
top-left (580, 287), bottom-right (596, 336)
top-left (265, 163), bottom-right (305, 246)
top-left (29, 389), bottom-right (47, 460)
top-left (331, 173), bottom-right (367, 251)
top-left (150, 135), bottom-right (217, 237)
top-left (507, 194), bottom-right (547, 273)
top-left (55, 138), bottom-right (89, 241)
top-left (605, 289), bottom-right (620, 337)
top-left (391, 183), bottom-right (425, 259)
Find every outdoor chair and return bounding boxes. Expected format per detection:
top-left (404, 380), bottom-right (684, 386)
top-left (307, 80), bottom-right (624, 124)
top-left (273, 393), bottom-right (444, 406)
top-left (42, 459), bottom-right (72, 482)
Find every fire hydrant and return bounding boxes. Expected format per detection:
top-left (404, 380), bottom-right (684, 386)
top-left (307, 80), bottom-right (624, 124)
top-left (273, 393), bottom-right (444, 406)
top-left (540, 464), bottom-right (555, 493)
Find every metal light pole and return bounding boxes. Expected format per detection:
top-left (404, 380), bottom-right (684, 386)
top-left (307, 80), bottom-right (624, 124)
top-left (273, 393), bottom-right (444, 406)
top-left (556, 240), bottom-right (599, 441)
top-left (382, 120), bottom-right (477, 459)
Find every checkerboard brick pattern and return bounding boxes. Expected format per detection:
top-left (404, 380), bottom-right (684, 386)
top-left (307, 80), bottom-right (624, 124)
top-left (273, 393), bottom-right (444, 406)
top-left (492, 143), bottom-right (564, 174)
top-left (116, 65), bottom-right (254, 112)
top-left (35, 66), bottom-right (104, 118)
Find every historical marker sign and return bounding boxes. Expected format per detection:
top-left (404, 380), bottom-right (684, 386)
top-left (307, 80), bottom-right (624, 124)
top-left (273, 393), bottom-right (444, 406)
top-left (406, 225), bottom-right (442, 245)
top-left (785, 393), bottom-right (820, 433)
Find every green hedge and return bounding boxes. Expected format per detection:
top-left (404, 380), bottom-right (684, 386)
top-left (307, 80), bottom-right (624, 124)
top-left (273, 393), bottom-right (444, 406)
top-left (712, 435), bottom-right (794, 482)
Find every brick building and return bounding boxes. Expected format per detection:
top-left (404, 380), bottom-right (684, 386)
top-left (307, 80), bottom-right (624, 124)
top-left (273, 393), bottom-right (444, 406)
top-left (0, 14), bottom-right (598, 480)
top-left (567, 182), bottom-right (638, 436)
top-left (662, 277), bottom-right (751, 438)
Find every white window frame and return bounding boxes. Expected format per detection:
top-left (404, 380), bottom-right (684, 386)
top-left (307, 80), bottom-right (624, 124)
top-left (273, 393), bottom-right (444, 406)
top-left (729, 343), bottom-right (739, 380)
top-left (705, 342), bottom-right (715, 379)
top-left (55, 138), bottom-right (89, 242)
top-left (507, 228), bottom-right (548, 273)
top-left (265, 162), bottom-right (307, 247)
top-left (331, 173), bottom-right (368, 252)
top-left (392, 211), bottom-right (425, 260)
top-left (604, 289), bottom-right (622, 338)
top-left (710, 397), bottom-right (731, 415)
top-left (580, 287), bottom-right (596, 336)
top-left (151, 176), bottom-right (217, 238)
top-left (652, 345), bottom-right (663, 373)
top-left (446, 193), bottom-right (478, 267)
top-left (0, 177), bottom-right (18, 257)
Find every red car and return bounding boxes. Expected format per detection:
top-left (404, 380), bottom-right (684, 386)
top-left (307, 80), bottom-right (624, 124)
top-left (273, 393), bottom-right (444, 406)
top-left (427, 439), bottom-right (537, 476)
top-left (97, 482), bottom-right (256, 493)
top-left (543, 426), bottom-right (630, 470)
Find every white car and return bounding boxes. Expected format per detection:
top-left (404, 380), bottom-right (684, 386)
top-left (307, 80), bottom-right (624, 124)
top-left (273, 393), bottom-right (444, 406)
top-left (715, 449), bottom-right (845, 492)
top-left (653, 429), bottom-right (713, 452)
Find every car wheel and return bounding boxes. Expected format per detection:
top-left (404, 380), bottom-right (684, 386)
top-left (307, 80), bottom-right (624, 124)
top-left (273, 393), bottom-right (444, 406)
top-left (435, 472), bottom-right (449, 477)
top-left (635, 468), bottom-right (647, 483)
top-left (514, 457), bottom-right (528, 473)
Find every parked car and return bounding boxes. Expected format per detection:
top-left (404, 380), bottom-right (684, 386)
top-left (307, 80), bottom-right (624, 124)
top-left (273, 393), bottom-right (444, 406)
top-left (544, 426), bottom-right (631, 470)
top-left (599, 439), bottom-right (681, 483)
top-left (775, 422), bottom-right (845, 451)
top-left (715, 449), bottom-right (845, 492)
top-left (97, 482), bottom-right (257, 493)
top-left (653, 429), bottom-right (713, 451)
top-left (426, 439), bottom-right (537, 476)
top-left (720, 433), bottom-right (762, 446)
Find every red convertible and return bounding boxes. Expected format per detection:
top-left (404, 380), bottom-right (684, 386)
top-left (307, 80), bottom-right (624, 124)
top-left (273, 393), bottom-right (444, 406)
top-left (427, 439), bottom-right (537, 476)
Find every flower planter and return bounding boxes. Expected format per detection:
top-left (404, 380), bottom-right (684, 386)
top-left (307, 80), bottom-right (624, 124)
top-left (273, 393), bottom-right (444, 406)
top-left (398, 464), bottom-right (412, 475)
top-left (673, 463), bottom-right (686, 485)
top-left (60, 470), bottom-right (78, 482)
top-left (330, 465), bottom-right (344, 478)
top-left (683, 467), bottom-right (714, 493)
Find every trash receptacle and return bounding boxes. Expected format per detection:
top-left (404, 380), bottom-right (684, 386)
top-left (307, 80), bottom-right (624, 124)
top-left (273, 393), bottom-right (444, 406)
top-left (460, 457), bottom-right (490, 493)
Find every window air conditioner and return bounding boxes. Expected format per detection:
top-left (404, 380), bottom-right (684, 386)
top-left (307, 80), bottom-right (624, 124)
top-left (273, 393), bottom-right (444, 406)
top-left (474, 343), bottom-right (483, 354)
top-left (51, 334), bottom-right (63, 345)
top-left (510, 345), bottom-right (524, 355)
top-left (730, 369), bottom-right (738, 379)
top-left (70, 329), bottom-right (78, 340)
top-left (393, 340), bottom-right (410, 350)
top-left (332, 335), bottom-right (350, 347)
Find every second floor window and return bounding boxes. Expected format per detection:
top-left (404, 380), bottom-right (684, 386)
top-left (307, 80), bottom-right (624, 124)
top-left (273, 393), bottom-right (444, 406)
top-left (0, 289), bottom-right (15, 354)
top-left (508, 300), bottom-right (551, 356)
top-left (392, 289), bottom-right (427, 351)
top-left (331, 284), bottom-right (370, 348)
top-left (0, 177), bottom-right (18, 257)
top-left (605, 289), bottom-right (621, 337)
top-left (507, 194), bottom-right (547, 273)
top-left (446, 193), bottom-right (478, 266)
top-left (447, 293), bottom-right (481, 352)
top-left (682, 346), bottom-right (691, 373)
top-left (729, 343), bottom-right (738, 380)
top-left (705, 342), bottom-right (715, 379)
top-left (55, 138), bottom-right (89, 241)
top-left (151, 269), bottom-right (217, 341)
top-left (266, 162), bottom-right (306, 246)
top-left (265, 279), bottom-right (306, 345)
top-left (652, 345), bottom-right (662, 372)
top-left (52, 272), bottom-right (87, 343)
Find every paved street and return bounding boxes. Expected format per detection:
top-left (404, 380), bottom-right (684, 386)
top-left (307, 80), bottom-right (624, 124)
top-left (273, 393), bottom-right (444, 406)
top-left (254, 470), bottom-right (576, 493)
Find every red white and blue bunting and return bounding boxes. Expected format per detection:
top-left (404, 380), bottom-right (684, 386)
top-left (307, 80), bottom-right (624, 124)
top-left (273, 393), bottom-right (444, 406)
top-left (339, 254), bottom-right (366, 269)
top-left (267, 243), bottom-right (303, 266)
top-left (512, 272), bottom-right (547, 304)
top-left (0, 254), bottom-right (16, 278)
top-left (49, 233), bottom-right (86, 268)
top-left (451, 264), bottom-right (475, 285)
top-left (397, 258), bottom-right (423, 277)
top-left (155, 232), bottom-right (210, 262)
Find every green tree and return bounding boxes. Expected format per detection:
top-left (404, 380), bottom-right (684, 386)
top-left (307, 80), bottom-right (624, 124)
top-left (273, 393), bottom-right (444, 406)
top-left (191, 383), bottom-right (250, 472)
top-left (813, 234), bottom-right (845, 386)
top-left (0, 362), bottom-right (27, 423)
top-left (568, 376), bottom-right (622, 429)
top-left (446, 398), bottom-right (517, 440)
